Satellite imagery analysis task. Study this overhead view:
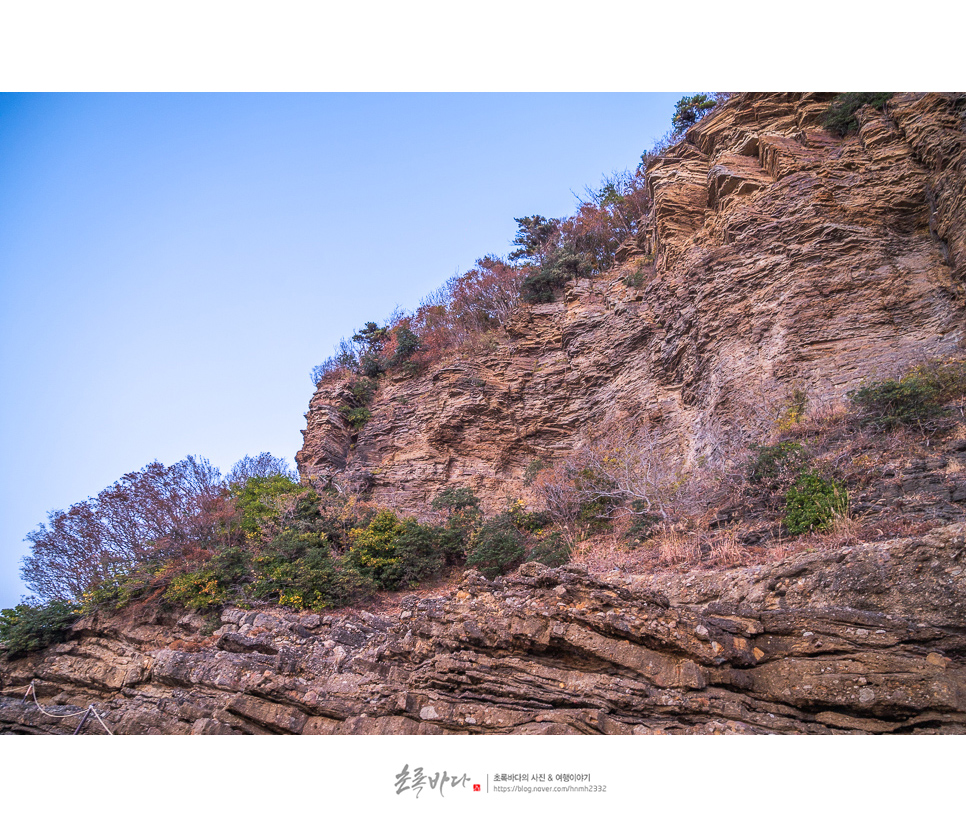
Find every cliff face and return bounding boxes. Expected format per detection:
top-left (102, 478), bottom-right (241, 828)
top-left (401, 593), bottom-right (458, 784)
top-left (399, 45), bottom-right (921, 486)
top-left (3, 523), bottom-right (965, 734)
top-left (297, 92), bottom-right (966, 513)
top-left (4, 93), bottom-right (966, 736)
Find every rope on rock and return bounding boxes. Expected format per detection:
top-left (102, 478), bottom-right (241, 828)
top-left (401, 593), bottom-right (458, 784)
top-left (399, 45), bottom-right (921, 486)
top-left (21, 682), bottom-right (114, 735)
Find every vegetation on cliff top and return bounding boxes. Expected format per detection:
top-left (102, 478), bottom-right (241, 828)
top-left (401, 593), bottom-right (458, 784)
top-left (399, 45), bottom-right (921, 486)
top-left (822, 92), bottom-right (894, 136)
top-left (309, 95), bottom-right (732, 389)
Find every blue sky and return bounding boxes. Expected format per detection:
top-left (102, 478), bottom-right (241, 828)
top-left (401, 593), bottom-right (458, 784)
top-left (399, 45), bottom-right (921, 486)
top-left (0, 92), bottom-right (688, 607)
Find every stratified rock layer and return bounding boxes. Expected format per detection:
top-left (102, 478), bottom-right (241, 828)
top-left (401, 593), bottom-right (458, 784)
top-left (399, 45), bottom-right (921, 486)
top-left (3, 524), bottom-right (965, 734)
top-left (297, 92), bottom-right (966, 514)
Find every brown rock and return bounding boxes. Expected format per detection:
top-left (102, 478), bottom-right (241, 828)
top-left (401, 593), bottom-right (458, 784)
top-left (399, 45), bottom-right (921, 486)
top-left (297, 92), bottom-right (966, 514)
top-left (4, 523), bottom-right (966, 734)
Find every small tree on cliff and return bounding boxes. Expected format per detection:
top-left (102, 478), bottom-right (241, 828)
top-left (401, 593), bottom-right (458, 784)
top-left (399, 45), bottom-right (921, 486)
top-left (670, 94), bottom-right (717, 133)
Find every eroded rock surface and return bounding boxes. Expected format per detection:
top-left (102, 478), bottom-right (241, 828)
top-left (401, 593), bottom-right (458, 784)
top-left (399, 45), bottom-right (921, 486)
top-left (3, 524), bottom-right (965, 734)
top-left (297, 92), bottom-right (966, 514)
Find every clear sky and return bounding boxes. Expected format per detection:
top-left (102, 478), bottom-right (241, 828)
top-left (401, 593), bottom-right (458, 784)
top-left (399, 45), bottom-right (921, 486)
top-left (0, 92), bottom-right (689, 608)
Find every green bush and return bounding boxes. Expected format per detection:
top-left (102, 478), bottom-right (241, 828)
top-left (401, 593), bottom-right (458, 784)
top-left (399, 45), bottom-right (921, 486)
top-left (233, 475), bottom-right (304, 538)
top-left (347, 510), bottom-right (444, 591)
top-left (250, 532), bottom-right (369, 610)
top-left (846, 361), bottom-right (966, 432)
top-left (81, 561), bottom-right (163, 613)
top-left (520, 245), bottom-right (593, 303)
top-left (431, 486), bottom-right (481, 514)
top-left (823, 93), bottom-right (893, 136)
top-left (671, 94), bottom-right (717, 133)
top-left (466, 513), bottom-right (525, 578)
top-left (525, 531), bottom-right (572, 568)
top-left (164, 548), bottom-right (248, 611)
top-left (0, 599), bottom-right (79, 658)
top-left (747, 441), bottom-right (807, 484)
top-left (339, 406), bottom-right (372, 430)
top-left (390, 327), bottom-right (420, 366)
top-left (784, 471), bottom-right (848, 535)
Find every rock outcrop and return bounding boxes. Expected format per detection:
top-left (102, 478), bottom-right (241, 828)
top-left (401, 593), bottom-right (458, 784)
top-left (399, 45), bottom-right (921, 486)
top-left (297, 92), bottom-right (966, 514)
top-left (5, 93), bottom-right (966, 736)
top-left (3, 523), bottom-right (966, 734)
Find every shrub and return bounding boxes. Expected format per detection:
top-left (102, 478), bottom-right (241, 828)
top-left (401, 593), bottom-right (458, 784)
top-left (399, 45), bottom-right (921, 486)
top-left (520, 245), bottom-right (593, 303)
top-left (823, 93), bottom-right (893, 136)
top-left (232, 475), bottom-right (305, 538)
top-left (250, 532), bottom-right (369, 610)
top-left (784, 471), bottom-right (848, 535)
top-left (506, 499), bottom-right (552, 534)
top-left (163, 547), bottom-right (248, 611)
top-left (747, 441), bottom-right (807, 484)
top-left (466, 513), bottom-right (524, 578)
top-left (392, 520), bottom-right (446, 586)
top-left (431, 486), bottom-right (481, 514)
top-left (0, 599), bottom-right (79, 658)
top-left (347, 510), bottom-right (444, 591)
top-left (164, 567), bottom-right (234, 611)
top-left (339, 406), bottom-right (372, 430)
top-left (847, 360), bottom-right (966, 432)
top-left (390, 326), bottom-right (420, 366)
top-left (525, 531), bottom-right (572, 568)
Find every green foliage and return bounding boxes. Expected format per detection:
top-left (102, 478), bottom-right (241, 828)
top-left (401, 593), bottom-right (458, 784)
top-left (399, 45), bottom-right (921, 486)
top-left (391, 326), bottom-right (421, 366)
top-left (505, 498), bottom-right (551, 534)
top-left (232, 475), bottom-right (304, 537)
top-left (671, 94), bottom-right (717, 133)
top-left (250, 531), bottom-right (369, 610)
top-left (466, 513), bottom-right (525, 578)
top-left (847, 361), bottom-right (966, 432)
top-left (164, 567), bottom-right (234, 611)
top-left (359, 355), bottom-right (383, 379)
top-left (352, 321), bottom-right (390, 354)
top-left (784, 471), bottom-right (848, 535)
top-left (431, 486), bottom-right (481, 514)
top-left (520, 245), bottom-right (593, 303)
top-left (622, 267), bottom-right (646, 288)
top-left (0, 599), bottom-right (79, 658)
top-left (80, 561), bottom-right (162, 613)
top-left (339, 406), bottom-right (372, 430)
top-left (163, 548), bottom-right (248, 611)
top-left (509, 216), bottom-right (560, 264)
top-left (524, 531), bottom-right (572, 568)
top-left (350, 376), bottom-right (378, 402)
top-left (747, 441), bottom-right (808, 484)
top-left (347, 510), bottom-right (444, 591)
top-left (823, 93), bottom-right (894, 136)
top-left (339, 376), bottom-right (379, 430)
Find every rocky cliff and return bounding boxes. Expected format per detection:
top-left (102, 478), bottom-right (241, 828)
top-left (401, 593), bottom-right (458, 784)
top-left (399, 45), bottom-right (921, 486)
top-left (4, 92), bottom-right (966, 735)
top-left (297, 92), bottom-right (966, 513)
top-left (3, 523), bottom-right (966, 734)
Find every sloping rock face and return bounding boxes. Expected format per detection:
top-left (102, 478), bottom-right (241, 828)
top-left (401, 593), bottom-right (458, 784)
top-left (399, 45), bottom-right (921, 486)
top-left (3, 524), bottom-right (965, 734)
top-left (297, 92), bottom-right (966, 513)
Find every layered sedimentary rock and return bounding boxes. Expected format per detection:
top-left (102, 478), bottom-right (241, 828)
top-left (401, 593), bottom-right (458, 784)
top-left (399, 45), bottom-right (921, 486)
top-left (5, 93), bottom-right (966, 736)
top-left (297, 92), bottom-right (966, 514)
top-left (2, 524), bottom-right (965, 734)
